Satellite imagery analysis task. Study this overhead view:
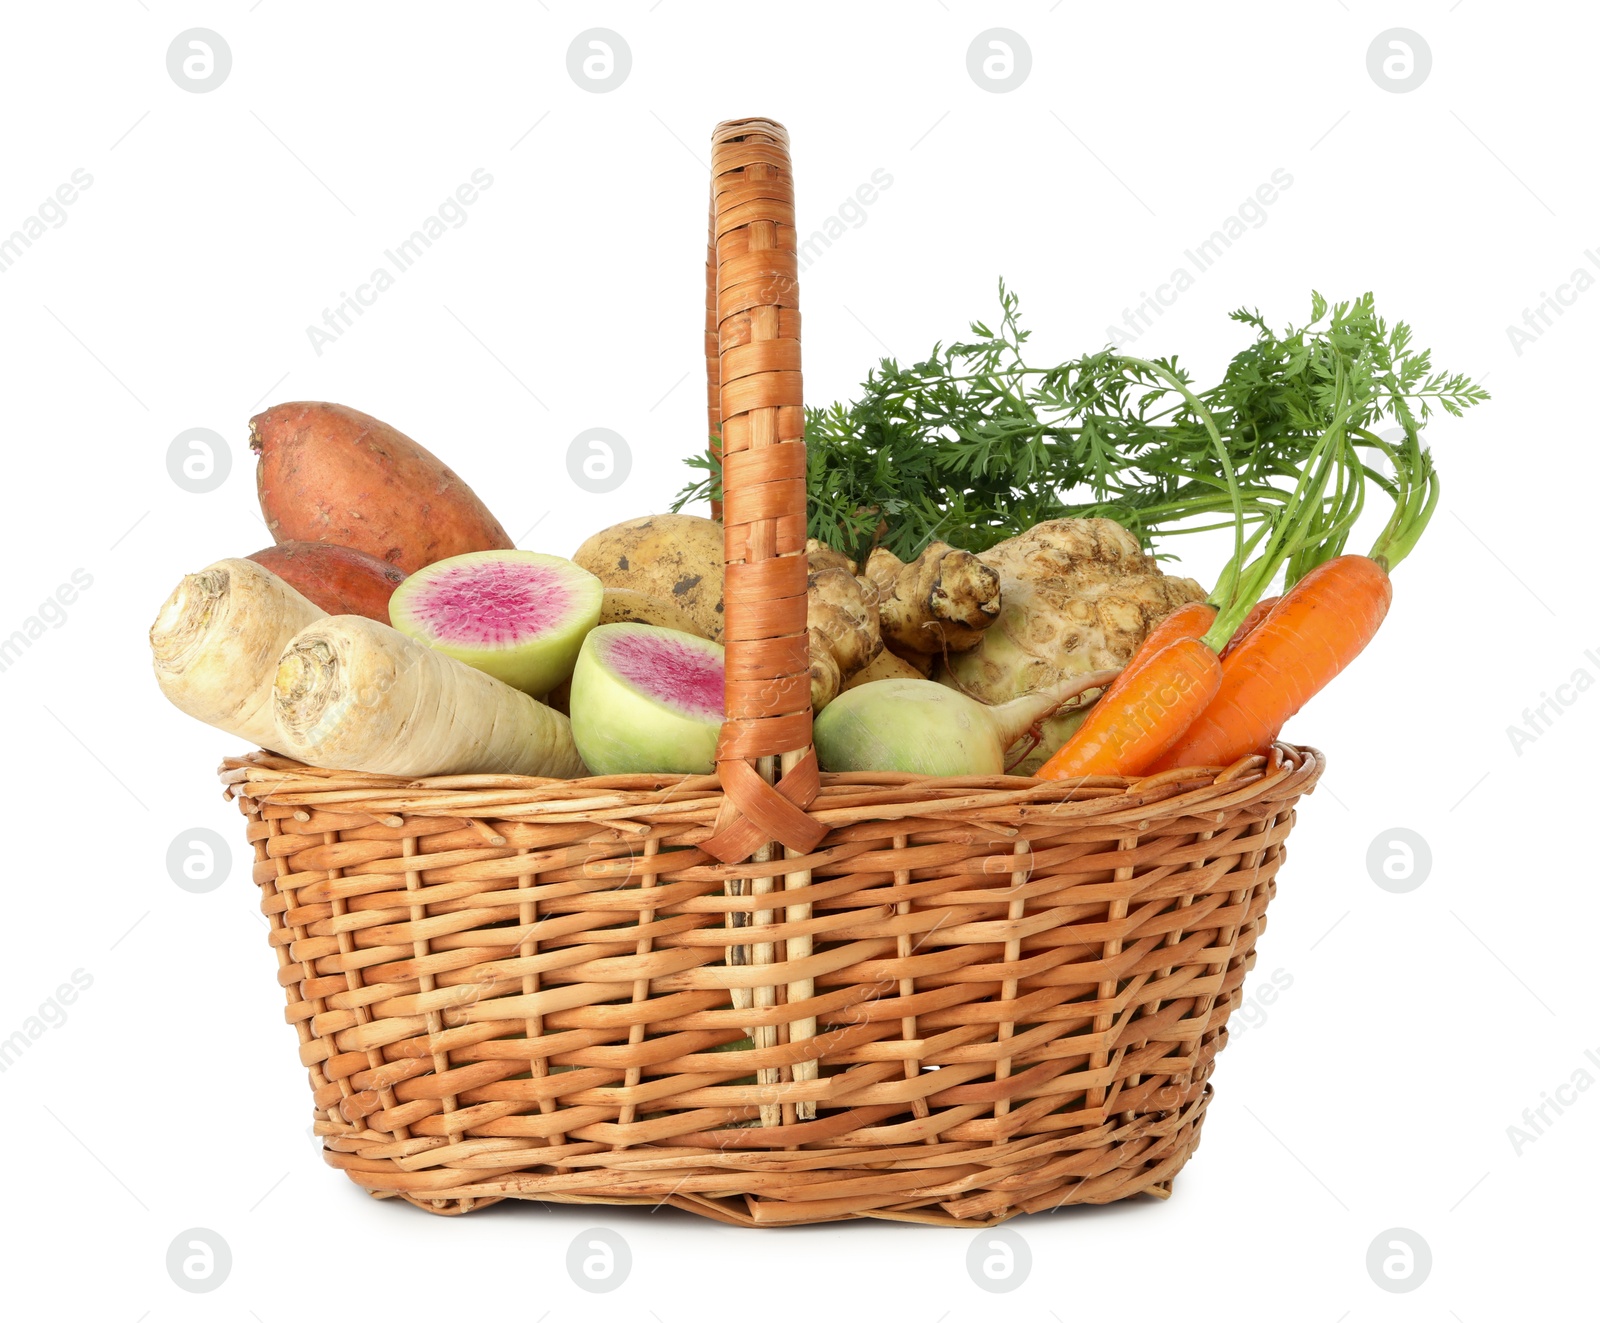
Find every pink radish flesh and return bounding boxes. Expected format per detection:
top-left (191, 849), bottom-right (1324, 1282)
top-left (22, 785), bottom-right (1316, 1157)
top-left (602, 629), bottom-right (723, 717)
top-left (388, 549), bottom-right (604, 696)
top-left (407, 559), bottom-right (571, 644)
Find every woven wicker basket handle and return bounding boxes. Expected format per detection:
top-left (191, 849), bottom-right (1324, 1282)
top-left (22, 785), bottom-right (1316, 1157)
top-left (701, 119), bottom-right (825, 865)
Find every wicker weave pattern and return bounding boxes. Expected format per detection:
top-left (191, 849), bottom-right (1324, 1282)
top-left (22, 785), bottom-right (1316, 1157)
top-left (220, 118), bottom-right (1326, 1224)
top-left (224, 744), bottom-right (1321, 1225)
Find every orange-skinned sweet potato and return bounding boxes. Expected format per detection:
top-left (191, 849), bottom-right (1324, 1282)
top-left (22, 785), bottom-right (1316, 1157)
top-left (251, 402), bottom-right (514, 574)
top-left (246, 541), bottom-right (406, 622)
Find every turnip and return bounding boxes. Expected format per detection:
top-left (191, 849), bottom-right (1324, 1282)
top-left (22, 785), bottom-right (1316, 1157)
top-left (150, 557), bottom-right (324, 749)
top-left (387, 550), bottom-right (603, 695)
top-left (812, 671), bottom-right (1117, 777)
top-left (567, 623), bottom-right (724, 774)
top-left (273, 615), bottom-right (584, 779)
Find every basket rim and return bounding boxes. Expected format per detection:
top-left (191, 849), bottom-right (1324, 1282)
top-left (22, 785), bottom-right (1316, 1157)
top-left (220, 741), bottom-right (1323, 825)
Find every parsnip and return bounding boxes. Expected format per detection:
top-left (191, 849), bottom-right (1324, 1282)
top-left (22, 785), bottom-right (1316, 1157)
top-left (150, 557), bottom-right (325, 749)
top-left (273, 615), bottom-right (585, 778)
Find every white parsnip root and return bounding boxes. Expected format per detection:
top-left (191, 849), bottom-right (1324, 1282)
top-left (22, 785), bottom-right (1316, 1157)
top-left (150, 557), bottom-right (325, 749)
top-left (272, 615), bottom-right (585, 778)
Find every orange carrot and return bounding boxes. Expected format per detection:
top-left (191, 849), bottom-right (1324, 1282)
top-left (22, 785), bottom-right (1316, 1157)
top-left (1094, 601), bottom-right (1216, 709)
top-left (1218, 595), bottom-right (1280, 661)
top-left (1037, 636), bottom-right (1222, 779)
top-left (1151, 555), bottom-right (1391, 771)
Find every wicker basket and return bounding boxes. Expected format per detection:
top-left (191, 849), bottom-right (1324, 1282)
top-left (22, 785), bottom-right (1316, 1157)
top-left (220, 118), bottom-right (1324, 1227)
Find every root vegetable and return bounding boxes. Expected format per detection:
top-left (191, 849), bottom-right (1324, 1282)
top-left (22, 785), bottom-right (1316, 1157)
top-left (150, 557), bottom-right (324, 749)
top-left (1038, 637), bottom-right (1222, 780)
top-left (813, 671), bottom-right (1116, 777)
top-left (574, 520), bottom-right (881, 708)
top-left (842, 648), bottom-right (925, 691)
top-left (1219, 595), bottom-right (1280, 661)
top-left (572, 513), bottom-right (726, 640)
top-left (944, 517), bottom-right (1206, 703)
top-left (567, 624), bottom-right (725, 774)
top-left (1151, 556), bottom-right (1393, 772)
top-left (807, 626), bottom-right (843, 711)
top-left (806, 545), bottom-right (881, 709)
top-left (273, 616), bottom-right (584, 778)
top-left (246, 541), bottom-right (406, 621)
top-left (865, 542), bottom-right (1001, 661)
top-left (804, 539), bottom-right (857, 576)
top-left (598, 587), bottom-right (708, 636)
top-left (387, 550), bottom-right (602, 695)
top-left (251, 402), bottom-right (513, 574)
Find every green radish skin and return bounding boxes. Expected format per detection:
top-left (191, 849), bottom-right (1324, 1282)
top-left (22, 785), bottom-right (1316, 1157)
top-left (568, 624), bottom-right (725, 775)
top-left (814, 672), bottom-right (1118, 776)
top-left (389, 550), bottom-right (602, 696)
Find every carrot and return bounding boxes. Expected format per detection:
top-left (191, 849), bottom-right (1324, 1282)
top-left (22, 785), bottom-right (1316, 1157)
top-left (1037, 636), bottom-right (1222, 779)
top-left (1094, 601), bottom-right (1216, 709)
top-left (1218, 595), bottom-right (1279, 661)
top-left (1150, 555), bottom-right (1391, 771)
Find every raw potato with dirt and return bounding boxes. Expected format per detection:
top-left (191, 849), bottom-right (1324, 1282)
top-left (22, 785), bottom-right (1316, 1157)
top-left (572, 513), bottom-right (727, 639)
top-left (574, 516), bottom-right (882, 709)
top-left (252, 401), bottom-right (514, 574)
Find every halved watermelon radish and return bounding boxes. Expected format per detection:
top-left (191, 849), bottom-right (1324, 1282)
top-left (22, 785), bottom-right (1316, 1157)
top-left (388, 550), bottom-right (602, 695)
top-left (568, 623), bottom-right (724, 774)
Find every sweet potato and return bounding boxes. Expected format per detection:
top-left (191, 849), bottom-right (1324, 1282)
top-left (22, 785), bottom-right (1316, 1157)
top-left (246, 541), bottom-right (406, 621)
top-left (251, 402), bottom-right (514, 574)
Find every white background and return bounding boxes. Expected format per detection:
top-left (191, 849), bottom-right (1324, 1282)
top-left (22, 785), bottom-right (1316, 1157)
top-left (2, 2), bottom-right (1594, 1318)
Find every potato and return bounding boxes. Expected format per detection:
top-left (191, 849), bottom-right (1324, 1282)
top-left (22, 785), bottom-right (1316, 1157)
top-left (572, 514), bottom-right (725, 640)
top-left (246, 541), bottom-right (405, 622)
top-left (251, 402), bottom-right (514, 574)
top-left (597, 587), bottom-right (709, 636)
